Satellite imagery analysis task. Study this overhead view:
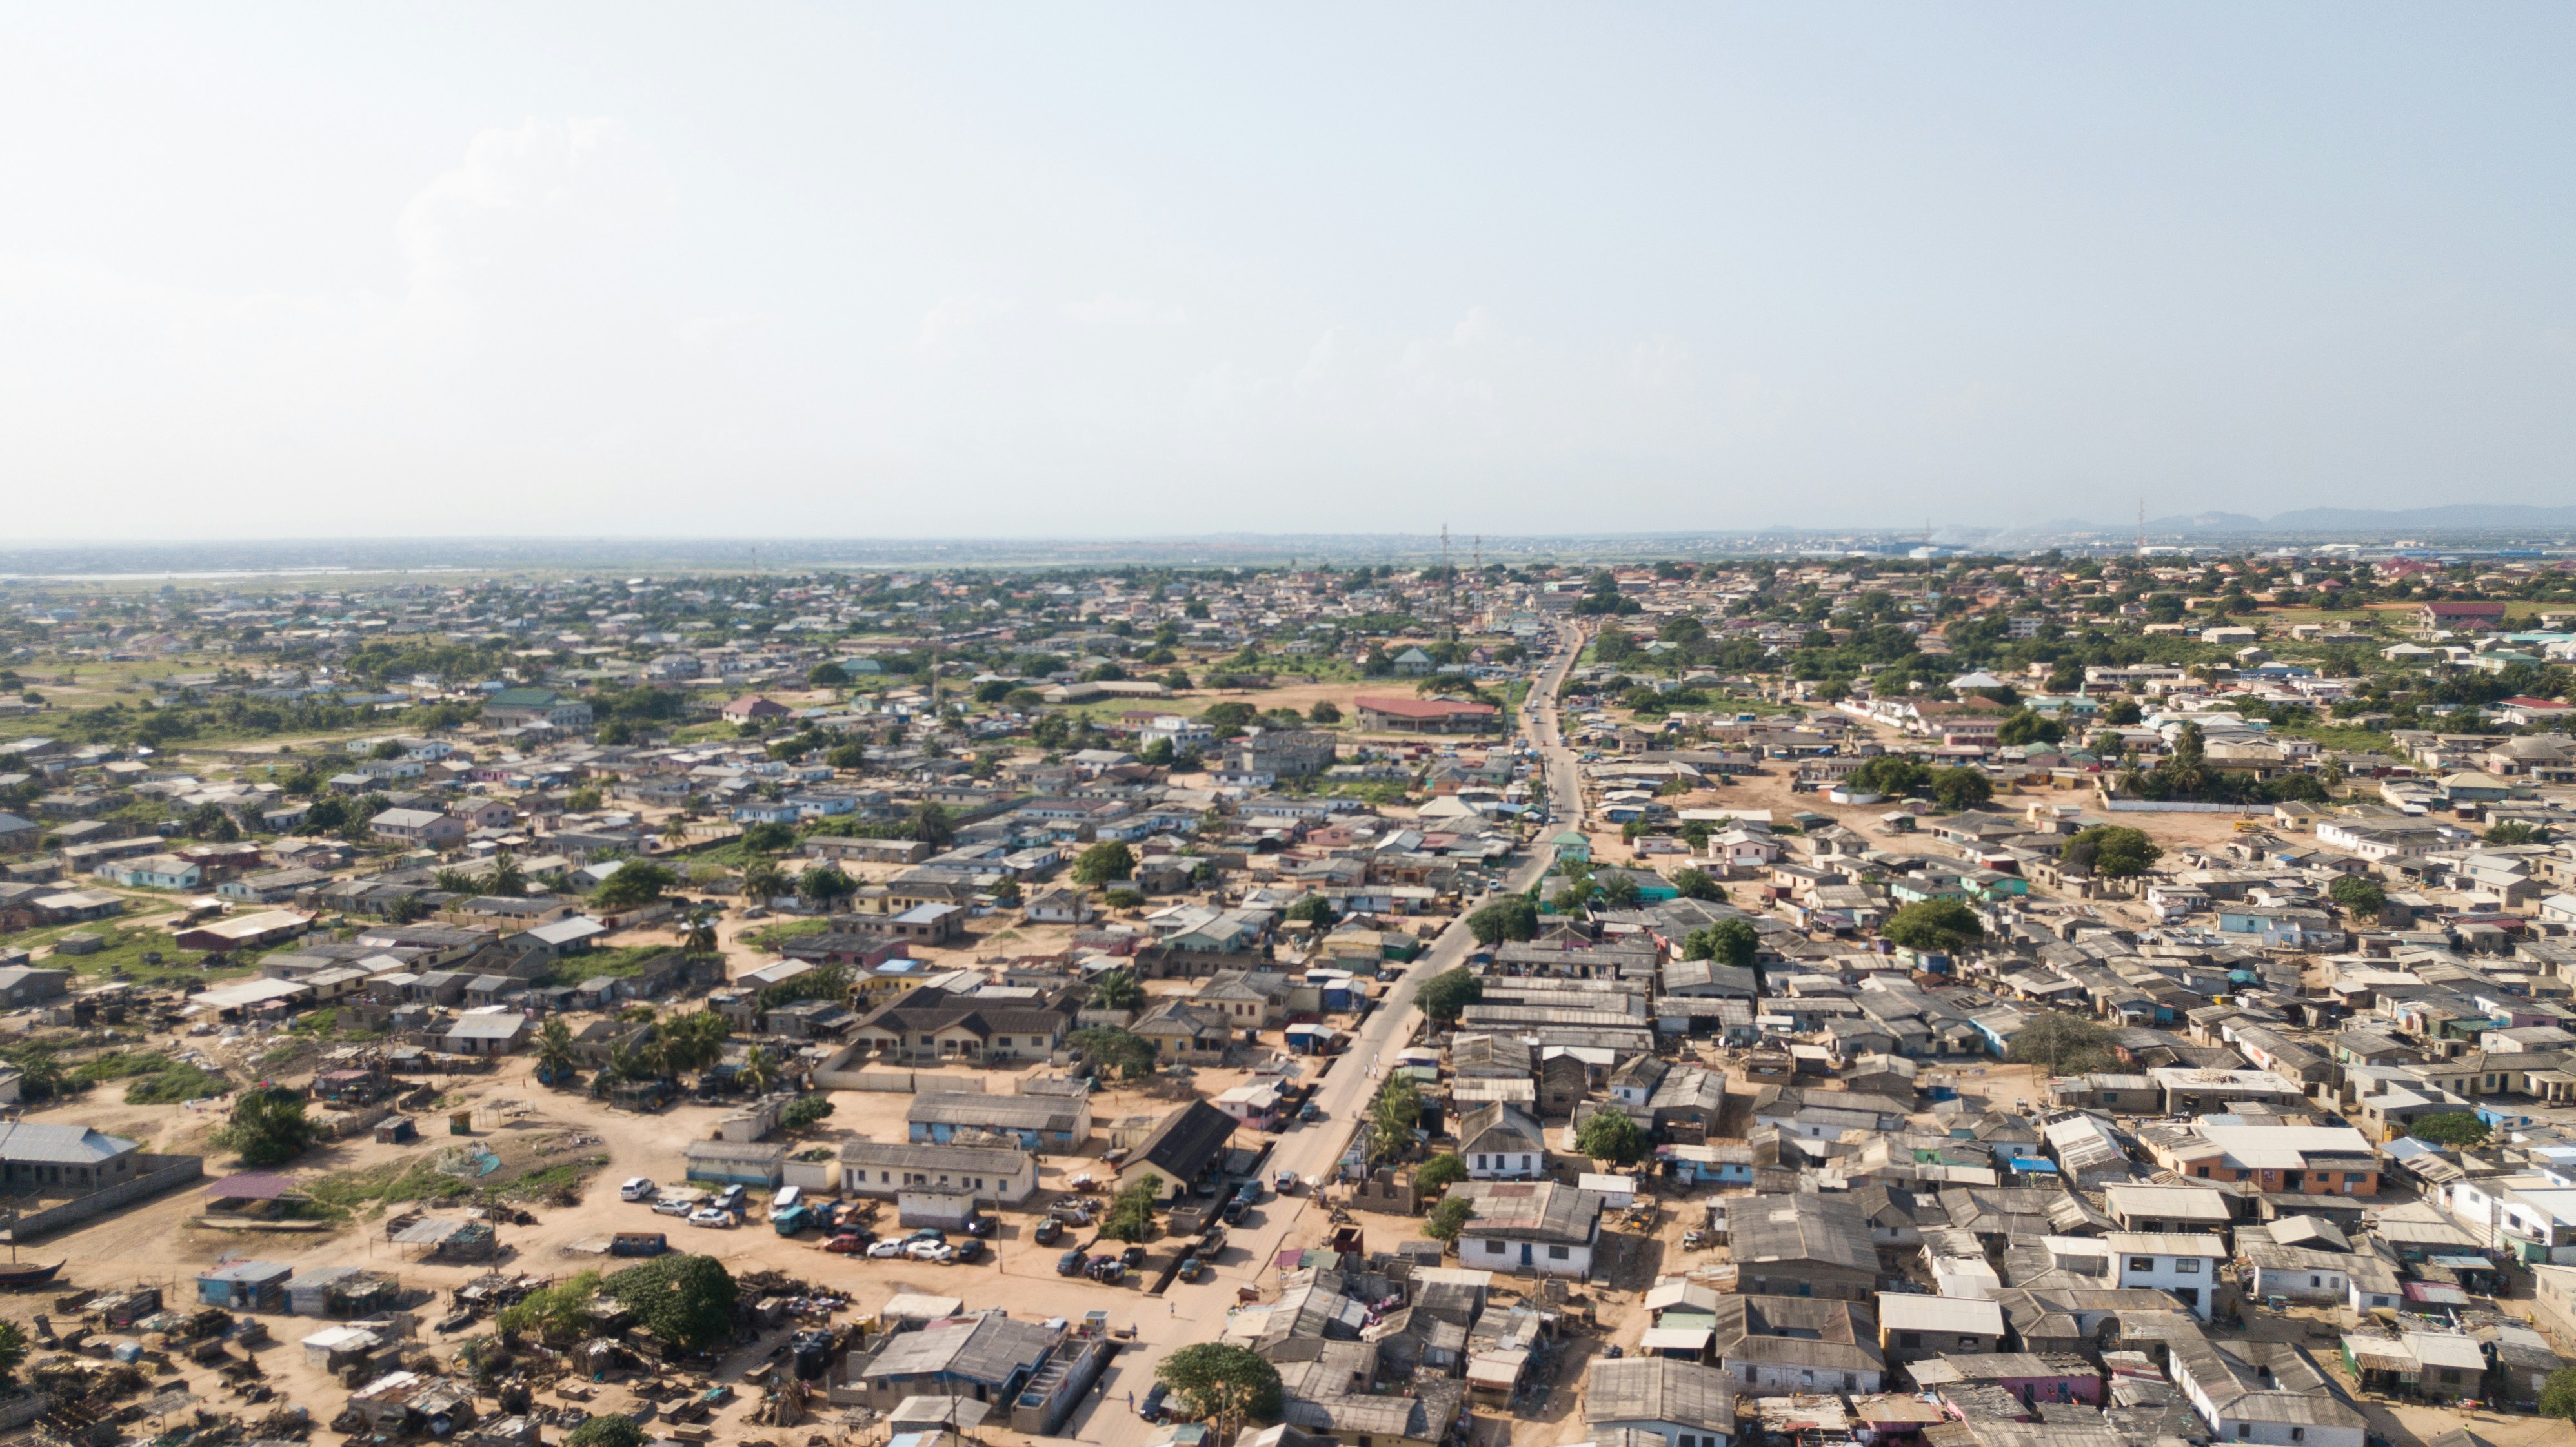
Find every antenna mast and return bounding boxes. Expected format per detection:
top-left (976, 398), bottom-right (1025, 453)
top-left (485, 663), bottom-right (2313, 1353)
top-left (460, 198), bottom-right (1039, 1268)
top-left (1440, 525), bottom-right (1456, 642)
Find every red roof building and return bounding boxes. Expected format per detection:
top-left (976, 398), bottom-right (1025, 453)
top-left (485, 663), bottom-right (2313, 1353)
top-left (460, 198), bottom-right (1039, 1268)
top-left (1354, 694), bottom-right (1502, 734)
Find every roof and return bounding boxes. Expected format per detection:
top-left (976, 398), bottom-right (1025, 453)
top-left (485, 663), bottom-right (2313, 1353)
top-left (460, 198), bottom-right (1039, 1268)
top-left (861, 1313), bottom-right (1057, 1386)
top-left (840, 1140), bottom-right (1031, 1177)
top-left (907, 1092), bottom-right (1085, 1133)
top-left (1873, 1293), bottom-right (2004, 1334)
top-left (1127, 1101), bottom-right (1237, 1183)
top-left (2104, 1232), bottom-right (2228, 1256)
top-left (0, 1121), bottom-right (139, 1165)
top-left (1353, 694), bottom-right (1500, 720)
top-left (1729, 1192), bottom-right (1876, 1273)
top-left (1449, 1180), bottom-right (1603, 1244)
top-left (1582, 1357), bottom-right (1736, 1432)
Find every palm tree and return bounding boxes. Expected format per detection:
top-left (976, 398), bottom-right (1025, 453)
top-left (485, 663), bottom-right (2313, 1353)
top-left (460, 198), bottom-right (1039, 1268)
top-left (680, 907), bottom-right (720, 956)
top-left (660, 816), bottom-right (690, 849)
top-left (533, 1018), bottom-right (579, 1085)
top-left (654, 1011), bottom-right (729, 1083)
top-left (741, 861), bottom-right (788, 906)
top-left (1090, 967), bottom-right (1144, 1013)
top-left (738, 1046), bottom-right (780, 1096)
top-left (488, 849), bottom-right (526, 898)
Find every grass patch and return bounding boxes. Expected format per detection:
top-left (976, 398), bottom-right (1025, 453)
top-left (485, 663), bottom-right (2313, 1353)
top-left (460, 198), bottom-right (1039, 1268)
top-left (2277, 722), bottom-right (2394, 756)
top-left (668, 721), bottom-right (743, 744)
top-left (285, 1006), bottom-right (387, 1042)
top-left (2, 922), bottom-right (263, 987)
top-left (538, 942), bottom-right (679, 989)
top-left (742, 918), bottom-right (830, 952)
top-left (494, 1155), bottom-right (610, 1201)
top-left (125, 1062), bottom-right (232, 1104)
top-left (303, 1159), bottom-right (479, 1219)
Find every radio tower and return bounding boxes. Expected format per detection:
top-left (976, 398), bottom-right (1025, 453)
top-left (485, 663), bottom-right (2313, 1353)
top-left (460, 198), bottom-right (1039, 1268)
top-left (2136, 500), bottom-right (2146, 555)
top-left (1440, 525), bottom-right (1456, 642)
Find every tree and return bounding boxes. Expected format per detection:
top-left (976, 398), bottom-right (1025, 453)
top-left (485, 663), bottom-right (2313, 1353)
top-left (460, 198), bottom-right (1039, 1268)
top-left (2062, 825), bottom-right (2161, 878)
top-left (679, 906), bottom-right (721, 956)
top-left (212, 1087), bottom-right (321, 1166)
top-left (1668, 868), bottom-right (1722, 902)
top-left (1466, 895), bottom-right (1538, 946)
top-left (603, 1253), bottom-right (737, 1352)
top-left (592, 861), bottom-right (676, 909)
top-left (1102, 1173), bottom-right (1162, 1243)
top-left (1847, 755), bottom-right (1932, 797)
top-left (653, 1010), bottom-right (729, 1082)
top-left (1283, 894), bottom-right (1338, 927)
top-left (1931, 767), bottom-right (1993, 811)
top-left (797, 864), bottom-right (858, 909)
top-left (1156, 1342), bottom-right (1282, 1443)
top-left (533, 1018), bottom-right (579, 1083)
top-left (1307, 701), bottom-right (1342, 725)
top-left (1882, 899), bottom-right (1984, 954)
top-left (1413, 1153), bottom-right (1468, 1195)
top-left (0, 1319), bottom-right (27, 1390)
top-left (1574, 1109), bottom-right (1649, 1167)
top-left (2328, 875), bottom-right (2386, 920)
top-left (1416, 968), bottom-right (1484, 1028)
top-left (1597, 874), bottom-right (1643, 909)
top-left (1686, 917), bottom-right (1760, 969)
top-left (1075, 1027), bottom-right (1158, 1081)
top-left (2487, 819), bottom-right (2544, 845)
top-left (1089, 968), bottom-right (1145, 1013)
top-left (1072, 841), bottom-right (1136, 885)
top-left (738, 820), bottom-right (796, 853)
top-left (2539, 1364), bottom-right (2576, 1422)
top-left (488, 849), bottom-right (526, 898)
top-left (1367, 1074), bottom-right (1422, 1164)
top-left (2006, 1012), bottom-right (2115, 1077)
top-left (807, 661), bottom-right (849, 687)
top-left (2410, 1112), bottom-right (2490, 1149)
top-left (659, 816), bottom-right (690, 848)
top-left (1997, 709), bottom-right (2064, 748)
top-left (738, 1045), bottom-right (780, 1096)
top-left (911, 801), bottom-right (956, 849)
top-left (740, 860), bottom-right (789, 904)
top-left (564, 1419), bottom-right (645, 1447)
top-left (781, 1097), bottom-right (835, 1131)
top-left (1424, 1195), bottom-right (1474, 1245)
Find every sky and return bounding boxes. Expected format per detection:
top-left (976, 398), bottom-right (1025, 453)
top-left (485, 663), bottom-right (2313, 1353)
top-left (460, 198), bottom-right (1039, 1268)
top-left (3, 6), bottom-right (2573, 541)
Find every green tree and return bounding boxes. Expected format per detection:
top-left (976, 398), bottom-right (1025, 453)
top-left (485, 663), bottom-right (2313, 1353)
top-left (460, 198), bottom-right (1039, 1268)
top-left (565, 1419), bottom-right (645, 1447)
top-left (1668, 868), bottom-right (1722, 902)
top-left (1102, 1172), bottom-right (1163, 1243)
top-left (2410, 1113), bottom-right (2490, 1149)
top-left (1089, 968), bottom-right (1145, 1013)
top-left (1156, 1342), bottom-right (1282, 1441)
top-left (2328, 875), bottom-right (2386, 920)
top-left (0, 1319), bottom-right (27, 1390)
top-left (1283, 894), bottom-right (1338, 927)
top-left (1847, 754), bottom-right (1932, 797)
top-left (2005, 1011), bottom-right (2115, 1076)
top-left (1574, 1109), bottom-right (1649, 1167)
top-left (603, 1253), bottom-right (737, 1352)
top-left (1882, 898), bottom-right (1984, 954)
top-left (652, 1010), bottom-right (730, 1082)
top-left (796, 864), bottom-right (858, 909)
top-left (2486, 819), bottom-right (2544, 845)
top-left (911, 801), bottom-right (956, 849)
top-left (1415, 968), bottom-right (1484, 1028)
top-left (1424, 1195), bottom-right (1474, 1245)
top-left (1367, 1073), bottom-right (1422, 1164)
top-left (2539, 1364), bottom-right (2576, 1422)
top-left (1072, 841), bottom-right (1136, 884)
top-left (533, 1018), bottom-right (579, 1084)
top-left (679, 906), bottom-right (721, 956)
top-left (1075, 1027), bottom-right (1158, 1081)
top-left (592, 861), bottom-right (676, 909)
top-left (1684, 916), bottom-right (1761, 968)
top-left (1931, 767), bottom-right (1993, 811)
top-left (1997, 709), bottom-right (2064, 747)
top-left (499, 1270), bottom-right (605, 1344)
top-left (738, 1046), bottom-right (781, 1096)
top-left (1413, 1153), bottom-right (1468, 1195)
top-left (212, 1087), bottom-right (321, 1166)
top-left (738, 820), bottom-right (796, 853)
top-left (807, 661), bottom-right (849, 687)
top-left (781, 1097), bottom-right (835, 1131)
top-left (740, 860), bottom-right (789, 904)
top-left (488, 849), bottom-right (527, 898)
top-left (1307, 701), bottom-right (1342, 724)
top-left (1466, 895), bottom-right (1539, 946)
top-left (2062, 825), bottom-right (2162, 878)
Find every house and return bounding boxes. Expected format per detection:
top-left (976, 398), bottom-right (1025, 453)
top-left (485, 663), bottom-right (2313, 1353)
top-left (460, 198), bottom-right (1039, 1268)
top-left (1023, 887), bottom-right (1095, 925)
top-left (371, 808), bottom-right (468, 847)
top-left (906, 1093), bottom-right (1091, 1153)
top-left (849, 987), bottom-right (1073, 1065)
top-left (1354, 695), bottom-right (1500, 734)
top-left (481, 688), bottom-right (593, 730)
top-left (2142, 1123), bottom-right (2380, 1197)
top-left (1213, 1080), bottom-right (1288, 1130)
top-left (684, 1139), bottom-right (789, 1187)
top-left (1581, 1357), bottom-right (1737, 1447)
top-left (837, 1312), bottom-right (1062, 1409)
top-left (440, 1012), bottom-right (530, 1057)
top-left (2104, 1233), bottom-right (2226, 1318)
top-left (837, 1141), bottom-right (1037, 1205)
top-left (2169, 1337), bottom-right (2366, 1447)
top-left (1728, 1193), bottom-right (1880, 1302)
top-left (1449, 1179), bottom-right (1604, 1279)
top-left (1459, 1103), bottom-right (1547, 1180)
top-left (1114, 1100), bottom-right (1236, 1201)
top-left (2419, 602), bottom-right (2508, 632)
top-left (104, 854), bottom-right (203, 890)
top-left (0, 1120), bottom-right (145, 1191)
top-left (722, 696), bottom-right (793, 724)
top-left (0, 967), bottom-right (71, 1009)
top-left (1704, 1294), bottom-right (1884, 1395)
top-left (1873, 1293), bottom-right (2004, 1364)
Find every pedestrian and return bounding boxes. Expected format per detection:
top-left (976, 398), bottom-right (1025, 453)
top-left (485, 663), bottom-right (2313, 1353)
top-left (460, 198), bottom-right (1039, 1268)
top-left (1168, 1299), bottom-right (1176, 1317)
top-left (1128, 1391), bottom-right (1136, 1411)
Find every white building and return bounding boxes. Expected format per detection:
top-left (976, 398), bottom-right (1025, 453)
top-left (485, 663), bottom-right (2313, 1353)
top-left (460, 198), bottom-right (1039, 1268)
top-left (2104, 1231), bottom-right (2227, 1318)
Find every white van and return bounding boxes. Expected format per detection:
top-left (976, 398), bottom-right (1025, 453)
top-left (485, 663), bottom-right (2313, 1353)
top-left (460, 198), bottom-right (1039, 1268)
top-left (619, 1177), bottom-right (657, 1202)
top-left (769, 1185), bottom-right (803, 1219)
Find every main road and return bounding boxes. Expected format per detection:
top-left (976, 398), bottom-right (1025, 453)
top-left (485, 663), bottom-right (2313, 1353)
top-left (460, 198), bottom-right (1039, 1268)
top-left (1060, 620), bottom-right (1587, 1446)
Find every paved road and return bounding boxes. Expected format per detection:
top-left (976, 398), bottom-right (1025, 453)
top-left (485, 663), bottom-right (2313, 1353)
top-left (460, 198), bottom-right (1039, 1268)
top-left (1054, 628), bottom-right (1584, 1447)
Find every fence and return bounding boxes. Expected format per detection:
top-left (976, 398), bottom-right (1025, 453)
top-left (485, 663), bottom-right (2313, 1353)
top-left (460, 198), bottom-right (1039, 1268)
top-left (7, 1155), bottom-right (203, 1241)
top-left (2100, 800), bottom-right (2263, 815)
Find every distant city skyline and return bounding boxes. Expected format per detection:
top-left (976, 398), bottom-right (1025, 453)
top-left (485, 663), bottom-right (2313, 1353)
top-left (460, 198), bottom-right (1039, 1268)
top-left (5, 6), bottom-right (2574, 539)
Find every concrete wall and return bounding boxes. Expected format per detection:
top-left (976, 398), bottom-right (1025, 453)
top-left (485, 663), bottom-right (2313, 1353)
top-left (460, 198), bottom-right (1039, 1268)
top-left (10, 1154), bottom-right (203, 1240)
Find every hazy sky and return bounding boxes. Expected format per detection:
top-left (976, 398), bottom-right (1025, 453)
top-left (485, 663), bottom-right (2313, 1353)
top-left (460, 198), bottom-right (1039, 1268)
top-left (5, 6), bottom-right (2573, 540)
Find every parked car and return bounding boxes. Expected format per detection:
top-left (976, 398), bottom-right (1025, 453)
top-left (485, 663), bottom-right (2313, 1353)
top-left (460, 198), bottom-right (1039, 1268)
top-left (950, 1239), bottom-right (987, 1264)
top-left (1139, 1383), bottom-right (1170, 1422)
top-left (713, 1185), bottom-right (749, 1214)
top-left (619, 1177), bottom-right (658, 1202)
top-left (867, 1239), bottom-right (907, 1259)
top-left (1273, 1171), bottom-right (1300, 1194)
top-left (905, 1240), bottom-right (956, 1263)
top-left (770, 1186), bottom-right (803, 1219)
top-left (904, 1228), bottom-right (947, 1244)
top-left (1033, 1218), bottom-right (1063, 1246)
top-left (823, 1233), bottom-right (876, 1255)
top-left (686, 1208), bottom-right (736, 1229)
top-left (963, 1215), bottom-right (994, 1238)
top-left (1056, 1249), bottom-right (1087, 1276)
top-left (1119, 1244), bottom-right (1147, 1269)
top-left (651, 1197), bottom-right (694, 1217)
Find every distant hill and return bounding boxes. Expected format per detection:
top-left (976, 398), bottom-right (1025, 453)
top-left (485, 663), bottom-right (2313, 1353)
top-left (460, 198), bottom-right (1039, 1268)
top-left (2146, 504), bottom-right (2576, 535)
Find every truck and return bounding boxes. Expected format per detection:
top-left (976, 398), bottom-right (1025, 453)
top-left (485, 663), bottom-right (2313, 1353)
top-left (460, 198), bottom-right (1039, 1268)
top-left (772, 1204), bottom-right (811, 1236)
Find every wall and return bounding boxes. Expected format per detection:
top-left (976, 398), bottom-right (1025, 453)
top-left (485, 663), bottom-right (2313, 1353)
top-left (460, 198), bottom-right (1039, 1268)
top-left (11, 1154), bottom-right (203, 1240)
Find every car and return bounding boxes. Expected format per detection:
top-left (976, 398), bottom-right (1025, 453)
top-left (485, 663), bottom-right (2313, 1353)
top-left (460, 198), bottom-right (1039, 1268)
top-left (949, 1239), bottom-right (986, 1264)
top-left (823, 1233), bottom-right (876, 1255)
top-left (770, 1186), bottom-right (803, 1219)
top-left (1085, 1258), bottom-right (1126, 1283)
top-left (1119, 1244), bottom-right (1147, 1269)
top-left (1138, 1383), bottom-right (1170, 1422)
top-left (905, 1240), bottom-right (956, 1263)
top-left (686, 1208), bottom-right (736, 1229)
top-left (867, 1239), bottom-right (908, 1259)
top-left (963, 1215), bottom-right (994, 1237)
top-left (742, 907), bottom-right (769, 918)
top-left (712, 1184), bottom-right (749, 1213)
top-left (904, 1227), bottom-right (947, 1244)
top-left (619, 1177), bottom-right (657, 1202)
top-left (1033, 1219), bottom-right (1063, 1246)
top-left (1298, 1102), bottom-right (1323, 1122)
top-left (651, 1197), bottom-right (694, 1217)
top-left (1056, 1249), bottom-right (1087, 1276)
